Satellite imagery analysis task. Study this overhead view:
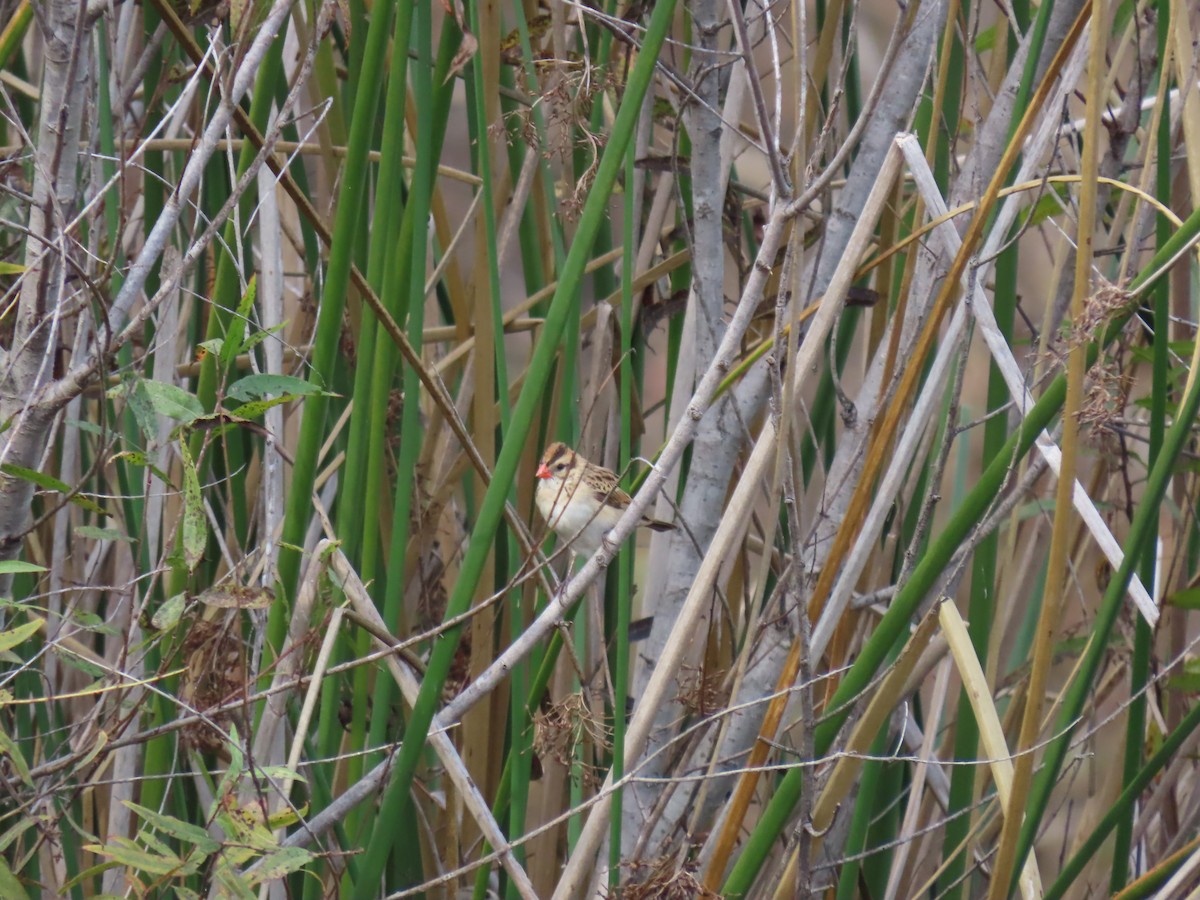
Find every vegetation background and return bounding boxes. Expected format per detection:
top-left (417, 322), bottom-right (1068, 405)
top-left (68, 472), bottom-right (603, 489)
top-left (1, 0), bottom-right (1199, 895)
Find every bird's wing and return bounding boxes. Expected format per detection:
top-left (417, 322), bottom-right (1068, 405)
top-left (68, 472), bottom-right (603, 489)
top-left (590, 472), bottom-right (632, 510)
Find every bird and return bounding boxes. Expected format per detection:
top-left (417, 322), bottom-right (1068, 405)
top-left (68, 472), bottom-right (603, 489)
top-left (534, 442), bottom-right (675, 557)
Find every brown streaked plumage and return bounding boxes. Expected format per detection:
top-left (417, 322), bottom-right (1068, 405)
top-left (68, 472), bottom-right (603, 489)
top-left (534, 442), bottom-right (674, 556)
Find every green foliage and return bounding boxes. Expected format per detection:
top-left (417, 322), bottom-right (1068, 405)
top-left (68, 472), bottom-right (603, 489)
top-left (2, 0), bottom-right (1199, 897)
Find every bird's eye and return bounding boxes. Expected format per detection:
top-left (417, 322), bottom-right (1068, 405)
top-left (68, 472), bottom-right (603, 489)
top-left (556, 462), bottom-right (567, 471)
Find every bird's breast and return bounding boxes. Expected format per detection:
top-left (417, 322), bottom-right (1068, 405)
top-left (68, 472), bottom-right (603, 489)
top-left (536, 479), bottom-right (592, 531)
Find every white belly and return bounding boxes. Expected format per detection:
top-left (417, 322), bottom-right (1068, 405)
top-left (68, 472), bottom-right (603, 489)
top-left (536, 479), bottom-right (612, 555)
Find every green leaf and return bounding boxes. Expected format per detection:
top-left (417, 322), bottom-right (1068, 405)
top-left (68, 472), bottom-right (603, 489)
top-left (62, 863), bottom-right (122, 893)
top-left (246, 846), bottom-right (314, 883)
top-left (214, 843), bottom-right (256, 872)
top-left (1166, 671), bottom-right (1200, 692)
top-left (109, 375), bottom-right (204, 441)
top-left (213, 861), bottom-right (257, 900)
top-left (229, 395), bottom-right (297, 420)
top-left (151, 593), bottom-right (187, 631)
top-left (0, 463), bottom-right (72, 493)
top-left (215, 796), bottom-right (279, 852)
top-left (212, 725), bottom-right (244, 813)
top-left (238, 321), bottom-right (286, 354)
top-left (139, 380), bottom-right (205, 426)
top-left (0, 729), bottom-right (32, 788)
top-left (109, 378), bottom-right (156, 440)
top-left (0, 814), bottom-right (36, 854)
top-left (0, 262), bottom-right (26, 275)
top-left (1021, 183), bottom-right (1070, 229)
top-left (197, 338), bottom-right (225, 359)
top-left (221, 275), bottom-right (258, 369)
top-left (85, 836), bottom-right (189, 876)
top-left (177, 440), bottom-right (206, 572)
top-left (259, 765), bottom-right (305, 786)
top-left (0, 561), bottom-right (46, 575)
top-left (137, 827), bottom-right (175, 859)
top-left (226, 374), bottom-right (326, 402)
top-left (124, 802), bottom-right (221, 855)
top-left (0, 619), bottom-right (41, 653)
top-left (1167, 587), bottom-right (1200, 609)
top-left (53, 648), bottom-right (105, 679)
top-left (0, 855), bottom-right (29, 900)
top-left (65, 418), bottom-right (109, 437)
top-left (74, 525), bottom-right (131, 543)
top-left (109, 451), bottom-right (173, 486)
top-left (0, 464), bottom-right (107, 516)
top-left (71, 610), bottom-right (119, 635)
top-left (76, 727), bottom-right (109, 770)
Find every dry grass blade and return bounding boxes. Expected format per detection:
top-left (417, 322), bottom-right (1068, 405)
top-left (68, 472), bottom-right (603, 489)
top-left (5, 0), bottom-right (1200, 895)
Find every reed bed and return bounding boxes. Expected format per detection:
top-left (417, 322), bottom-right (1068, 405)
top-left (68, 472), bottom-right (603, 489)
top-left (2, 0), bottom-right (1199, 896)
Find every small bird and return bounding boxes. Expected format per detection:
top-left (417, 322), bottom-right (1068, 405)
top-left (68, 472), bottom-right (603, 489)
top-left (535, 442), bottom-right (675, 557)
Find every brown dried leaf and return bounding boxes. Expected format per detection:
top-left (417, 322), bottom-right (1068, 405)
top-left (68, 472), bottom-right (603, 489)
top-left (198, 584), bottom-right (273, 610)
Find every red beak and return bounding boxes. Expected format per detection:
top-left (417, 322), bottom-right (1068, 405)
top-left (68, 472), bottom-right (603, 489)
top-left (536, 463), bottom-right (552, 479)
